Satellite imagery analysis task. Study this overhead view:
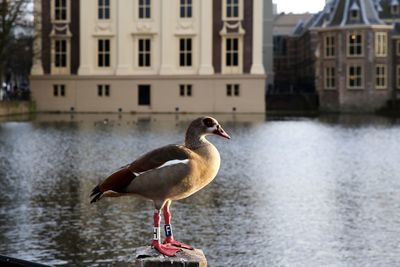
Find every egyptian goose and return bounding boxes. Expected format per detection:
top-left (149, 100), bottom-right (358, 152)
top-left (90, 116), bottom-right (230, 256)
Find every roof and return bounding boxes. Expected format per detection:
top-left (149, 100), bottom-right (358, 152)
top-left (328, 0), bottom-right (385, 27)
top-left (274, 0), bottom-right (392, 35)
top-left (273, 13), bottom-right (315, 36)
top-left (310, 1), bottom-right (338, 28)
top-left (379, 0), bottom-right (400, 19)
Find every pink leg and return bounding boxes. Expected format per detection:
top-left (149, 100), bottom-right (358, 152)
top-left (163, 204), bottom-right (194, 250)
top-left (151, 209), bottom-right (181, 256)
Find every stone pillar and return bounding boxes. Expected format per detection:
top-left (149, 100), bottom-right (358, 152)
top-left (116, 0), bottom-right (130, 75)
top-left (31, 0), bottom-right (44, 75)
top-left (198, 0), bottom-right (214, 75)
top-left (250, 0), bottom-right (265, 75)
top-left (159, 0), bottom-right (174, 75)
top-left (78, 0), bottom-right (92, 74)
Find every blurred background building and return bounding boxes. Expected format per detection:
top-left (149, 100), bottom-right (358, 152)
top-left (272, 0), bottom-right (400, 112)
top-left (30, 0), bottom-right (267, 113)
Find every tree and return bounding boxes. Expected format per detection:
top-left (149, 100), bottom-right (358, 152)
top-left (0, 0), bottom-right (33, 87)
top-left (5, 35), bottom-right (32, 86)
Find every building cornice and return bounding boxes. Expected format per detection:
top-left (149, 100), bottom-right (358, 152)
top-left (312, 24), bottom-right (394, 32)
top-left (30, 74), bottom-right (267, 81)
top-left (92, 33), bottom-right (116, 37)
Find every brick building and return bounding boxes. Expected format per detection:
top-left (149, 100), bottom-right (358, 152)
top-left (316, 0), bottom-right (393, 112)
top-left (273, 0), bottom-right (400, 112)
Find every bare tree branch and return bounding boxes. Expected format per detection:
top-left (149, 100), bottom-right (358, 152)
top-left (0, 0), bottom-right (33, 85)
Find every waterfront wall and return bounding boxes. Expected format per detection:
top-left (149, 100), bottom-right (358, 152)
top-left (0, 101), bottom-right (34, 116)
top-left (31, 75), bottom-right (266, 113)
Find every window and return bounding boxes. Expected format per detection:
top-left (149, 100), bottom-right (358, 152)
top-left (139, 0), bottom-right (151, 19)
top-left (138, 38), bottom-right (151, 67)
top-left (223, 36), bottom-right (242, 73)
top-left (375, 32), bottom-right (387, 57)
top-left (98, 85), bottom-right (110, 97)
top-left (53, 85), bottom-right (58, 96)
top-left (273, 36), bottom-right (287, 56)
top-left (53, 84), bottom-right (66, 97)
top-left (376, 65), bottom-right (387, 89)
top-left (325, 35), bottom-right (335, 58)
top-left (347, 65), bottom-right (363, 89)
top-left (55, 39), bottom-right (67, 68)
top-left (179, 85), bottom-right (192, 96)
top-left (397, 65), bottom-right (400, 89)
top-left (226, 38), bottom-right (239, 67)
top-left (397, 41), bottom-right (400, 56)
top-left (226, 0), bottom-right (239, 18)
top-left (227, 84), bottom-right (240, 96)
top-left (348, 33), bottom-right (362, 56)
top-left (179, 38), bottom-right (192, 67)
top-left (138, 85), bottom-right (151, 105)
top-left (98, 39), bottom-right (110, 67)
top-left (392, 5), bottom-right (399, 15)
top-left (180, 0), bottom-right (192, 18)
top-left (98, 0), bottom-right (110, 20)
top-left (325, 67), bottom-right (336, 89)
top-left (234, 85), bottom-right (240, 96)
top-left (350, 10), bottom-right (359, 20)
top-left (54, 0), bottom-right (67, 21)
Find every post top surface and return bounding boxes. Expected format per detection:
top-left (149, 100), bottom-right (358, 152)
top-left (132, 246), bottom-right (207, 267)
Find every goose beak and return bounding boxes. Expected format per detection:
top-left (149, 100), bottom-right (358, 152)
top-left (214, 125), bottom-right (231, 139)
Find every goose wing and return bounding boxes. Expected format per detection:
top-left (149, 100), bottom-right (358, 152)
top-left (95, 145), bottom-right (191, 195)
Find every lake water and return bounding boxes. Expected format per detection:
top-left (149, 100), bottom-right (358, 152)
top-left (1, 113), bottom-right (400, 267)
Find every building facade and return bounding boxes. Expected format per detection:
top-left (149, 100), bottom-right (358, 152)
top-left (272, 13), bottom-right (317, 93)
top-left (263, 0), bottom-right (274, 91)
top-left (272, 0), bottom-right (400, 112)
top-left (316, 0), bottom-right (393, 112)
top-left (31, 0), bottom-right (266, 113)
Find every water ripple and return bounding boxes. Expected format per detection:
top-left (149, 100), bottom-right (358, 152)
top-left (0, 114), bottom-right (400, 266)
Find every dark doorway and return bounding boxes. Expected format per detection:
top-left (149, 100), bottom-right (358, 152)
top-left (138, 85), bottom-right (151, 105)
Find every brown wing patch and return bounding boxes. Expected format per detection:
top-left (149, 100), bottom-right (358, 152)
top-left (99, 168), bottom-right (136, 193)
top-left (128, 145), bottom-right (191, 174)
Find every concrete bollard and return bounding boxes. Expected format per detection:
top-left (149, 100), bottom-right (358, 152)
top-left (132, 246), bottom-right (207, 267)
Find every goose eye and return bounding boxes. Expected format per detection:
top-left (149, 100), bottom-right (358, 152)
top-left (203, 118), bottom-right (215, 128)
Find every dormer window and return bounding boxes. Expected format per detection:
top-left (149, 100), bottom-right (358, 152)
top-left (351, 10), bottom-right (359, 19)
top-left (349, 2), bottom-right (360, 21)
top-left (392, 5), bottom-right (399, 15)
top-left (392, 0), bottom-right (399, 15)
top-left (376, 3), bottom-right (383, 13)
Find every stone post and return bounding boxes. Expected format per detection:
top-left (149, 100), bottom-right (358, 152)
top-left (132, 246), bottom-right (207, 267)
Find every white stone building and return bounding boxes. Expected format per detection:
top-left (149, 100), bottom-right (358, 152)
top-left (31, 0), bottom-right (266, 113)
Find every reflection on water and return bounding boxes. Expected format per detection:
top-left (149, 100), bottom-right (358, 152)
top-left (1, 113), bottom-right (400, 266)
